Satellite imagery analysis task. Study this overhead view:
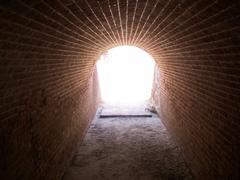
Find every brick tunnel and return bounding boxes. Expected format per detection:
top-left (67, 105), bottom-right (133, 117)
top-left (0, 0), bottom-right (240, 179)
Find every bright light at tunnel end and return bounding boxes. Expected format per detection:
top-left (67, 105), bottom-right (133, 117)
top-left (97, 45), bottom-right (155, 105)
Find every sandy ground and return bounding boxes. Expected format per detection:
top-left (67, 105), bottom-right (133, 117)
top-left (63, 105), bottom-right (193, 180)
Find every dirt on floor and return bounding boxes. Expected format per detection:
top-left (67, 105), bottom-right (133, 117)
top-left (63, 104), bottom-right (193, 180)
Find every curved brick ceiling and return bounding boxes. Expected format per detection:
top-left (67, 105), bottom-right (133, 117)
top-left (1, 0), bottom-right (239, 96)
top-left (1, 0), bottom-right (239, 99)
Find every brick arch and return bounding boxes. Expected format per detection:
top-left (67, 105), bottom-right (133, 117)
top-left (0, 0), bottom-right (240, 179)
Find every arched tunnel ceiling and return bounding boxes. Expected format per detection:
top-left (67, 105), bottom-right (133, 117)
top-left (1, 0), bottom-right (239, 62)
top-left (0, 0), bottom-right (239, 99)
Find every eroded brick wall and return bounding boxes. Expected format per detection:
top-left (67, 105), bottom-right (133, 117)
top-left (150, 0), bottom-right (240, 178)
top-left (1, 64), bottom-right (100, 180)
top-left (152, 58), bottom-right (240, 179)
top-left (0, 0), bottom-right (240, 179)
top-left (1, 65), bottom-right (99, 180)
top-left (0, 1), bottom-right (101, 177)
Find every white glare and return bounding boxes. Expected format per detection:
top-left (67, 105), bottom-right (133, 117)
top-left (97, 46), bottom-right (155, 105)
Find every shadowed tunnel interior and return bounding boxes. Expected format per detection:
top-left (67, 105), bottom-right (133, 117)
top-left (0, 0), bottom-right (240, 179)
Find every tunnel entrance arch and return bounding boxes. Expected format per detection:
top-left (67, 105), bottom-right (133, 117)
top-left (96, 45), bottom-right (156, 105)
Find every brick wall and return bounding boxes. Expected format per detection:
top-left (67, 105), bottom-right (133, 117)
top-left (150, 1), bottom-right (240, 178)
top-left (1, 62), bottom-right (100, 179)
top-left (0, 1), bottom-right (101, 178)
top-left (0, 0), bottom-right (240, 179)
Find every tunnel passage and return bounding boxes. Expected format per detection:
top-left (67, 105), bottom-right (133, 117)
top-left (0, 0), bottom-right (240, 179)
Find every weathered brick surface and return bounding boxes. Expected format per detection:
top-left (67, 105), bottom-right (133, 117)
top-left (0, 66), bottom-right (100, 180)
top-left (0, 0), bottom-right (240, 179)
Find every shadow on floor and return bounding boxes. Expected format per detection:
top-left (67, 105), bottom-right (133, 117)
top-left (63, 103), bottom-right (193, 180)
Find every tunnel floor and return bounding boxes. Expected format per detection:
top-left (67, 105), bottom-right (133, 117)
top-left (63, 104), bottom-right (192, 180)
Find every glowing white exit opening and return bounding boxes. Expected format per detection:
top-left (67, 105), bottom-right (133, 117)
top-left (97, 46), bottom-right (155, 105)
